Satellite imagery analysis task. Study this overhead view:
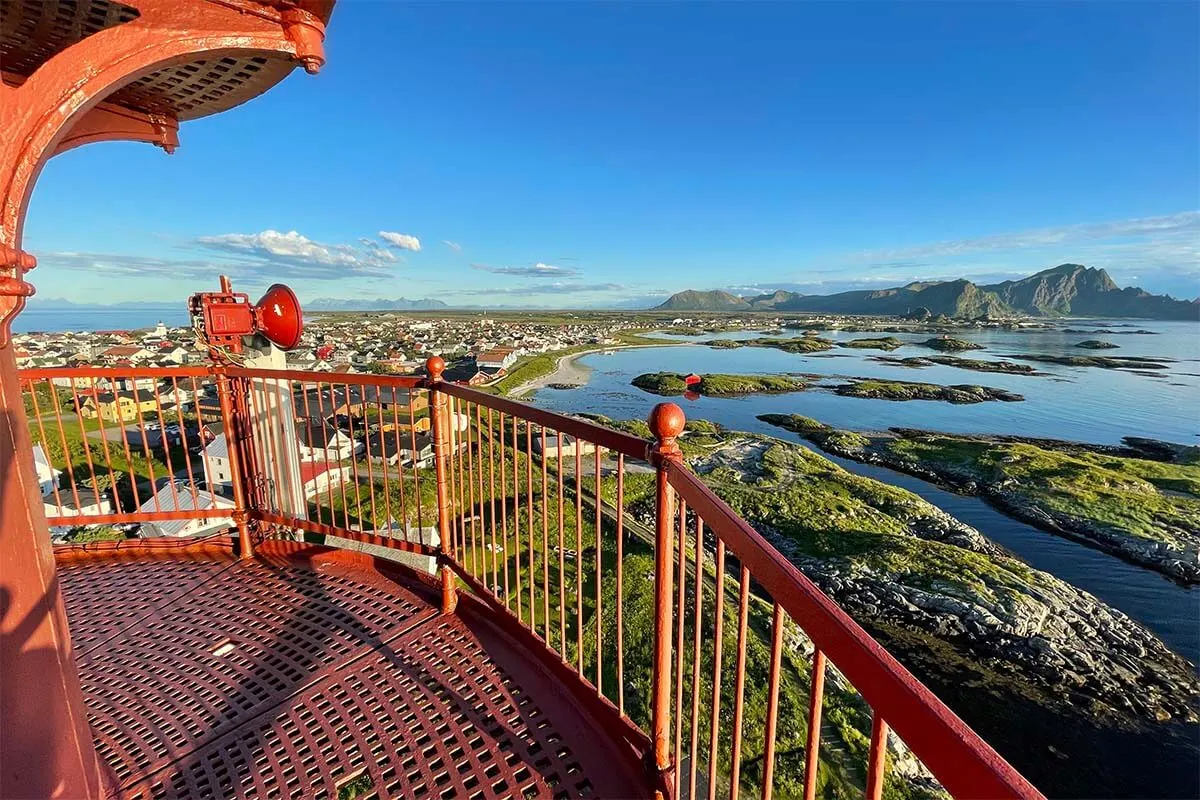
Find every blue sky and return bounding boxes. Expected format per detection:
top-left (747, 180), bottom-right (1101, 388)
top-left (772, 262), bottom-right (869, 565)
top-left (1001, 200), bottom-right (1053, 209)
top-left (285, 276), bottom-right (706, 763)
top-left (23, 1), bottom-right (1200, 308)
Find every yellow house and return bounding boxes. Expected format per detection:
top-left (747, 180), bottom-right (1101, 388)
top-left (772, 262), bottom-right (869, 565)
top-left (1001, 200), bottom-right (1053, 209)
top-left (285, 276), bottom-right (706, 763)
top-left (80, 390), bottom-right (161, 423)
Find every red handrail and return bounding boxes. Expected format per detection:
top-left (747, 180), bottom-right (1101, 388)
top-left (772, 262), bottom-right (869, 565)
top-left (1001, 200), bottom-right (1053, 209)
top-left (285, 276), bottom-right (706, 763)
top-left (665, 460), bottom-right (1042, 800)
top-left (22, 363), bottom-right (1042, 799)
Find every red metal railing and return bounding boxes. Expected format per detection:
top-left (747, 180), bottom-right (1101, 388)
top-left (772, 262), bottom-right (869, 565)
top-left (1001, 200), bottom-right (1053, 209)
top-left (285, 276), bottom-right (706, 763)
top-left (19, 361), bottom-right (1041, 800)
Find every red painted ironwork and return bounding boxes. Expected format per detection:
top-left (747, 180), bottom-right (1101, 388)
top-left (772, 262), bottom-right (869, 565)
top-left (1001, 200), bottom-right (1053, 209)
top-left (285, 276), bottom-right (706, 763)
top-left (649, 402), bottom-right (685, 794)
top-left (15, 362), bottom-right (1047, 799)
top-left (189, 276), bottom-right (304, 355)
top-left (59, 540), bottom-right (649, 799)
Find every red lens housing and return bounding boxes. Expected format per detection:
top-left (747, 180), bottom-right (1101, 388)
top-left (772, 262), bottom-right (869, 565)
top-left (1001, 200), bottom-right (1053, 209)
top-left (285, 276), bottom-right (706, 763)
top-left (254, 283), bottom-right (303, 350)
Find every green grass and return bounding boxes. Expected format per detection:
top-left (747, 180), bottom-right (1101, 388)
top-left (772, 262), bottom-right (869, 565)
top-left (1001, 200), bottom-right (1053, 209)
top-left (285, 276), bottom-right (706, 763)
top-left (840, 337), bottom-right (905, 351)
top-left (29, 417), bottom-right (192, 510)
top-left (487, 330), bottom-right (663, 396)
top-left (919, 337), bottom-right (981, 352)
top-left (632, 372), bottom-right (808, 396)
top-left (453, 427), bottom-right (943, 800)
top-left (721, 336), bottom-right (836, 354)
top-left (833, 380), bottom-right (1021, 404)
top-left (886, 435), bottom-right (1200, 548)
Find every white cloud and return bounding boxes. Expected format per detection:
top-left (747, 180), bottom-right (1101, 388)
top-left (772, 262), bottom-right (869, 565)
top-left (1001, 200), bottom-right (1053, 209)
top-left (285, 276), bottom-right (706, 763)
top-left (846, 212), bottom-right (1200, 266)
top-left (184, 229), bottom-right (400, 279)
top-left (195, 230), bottom-right (381, 266)
top-left (443, 240), bottom-right (463, 253)
top-left (471, 262), bottom-right (581, 278)
top-left (446, 281), bottom-right (621, 296)
top-left (379, 231), bottom-right (421, 251)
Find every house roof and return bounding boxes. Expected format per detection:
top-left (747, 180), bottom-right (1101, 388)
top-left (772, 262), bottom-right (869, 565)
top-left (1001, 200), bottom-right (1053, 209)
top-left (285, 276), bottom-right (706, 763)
top-left (136, 483), bottom-right (234, 536)
top-left (296, 417), bottom-right (345, 449)
top-left (204, 433), bottom-right (229, 460)
top-left (32, 442), bottom-right (52, 470)
top-left (102, 345), bottom-right (148, 358)
top-left (299, 461), bottom-right (345, 485)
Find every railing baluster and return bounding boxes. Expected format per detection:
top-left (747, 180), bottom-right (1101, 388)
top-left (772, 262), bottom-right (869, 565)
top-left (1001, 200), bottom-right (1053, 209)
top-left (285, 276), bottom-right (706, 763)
top-left (761, 601), bottom-right (785, 800)
top-left (526, 420), bottom-right (536, 633)
top-left (89, 378), bottom-right (122, 514)
top-left (594, 443), bottom-right (604, 694)
top-left (477, 403), bottom-right (488, 582)
top-left (689, 517), bottom-right (704, 800)
top-left (150, 379), bottom-right (178, 510)
top-left (541, 426), bottom-right (551, 644)
top-left (425, 358), bottom-right (455, 612)
top-left (387, 387), bottom-right (406, 535)
top-left (512, 414), bottom-right (523, 622)
top-left (707, 539), bottom-right (726, 800)
top-left (375, 390), bottom-right (392, 536)
top-left (454, 395), bottom-right (467, 557)
top-left (407, 395), bottom-right (423, 537)
top-left (499, 410), bottom-right (510, 610)
top-left (86, 378), bottom-right (123, 512)
top-left (342, 383), bottom-right (367, 526)
top-left (214, 369), bottom-right (252, 557)
top-left (488, 407), bottom-right (499, 594)
top-left (360, 388), bottom-right (380, 531)
top-left (574, 443), bottom-right (583, 674)
top-left (649, 402), bottom-right (685, 795)
top-left (67, 378), bottom-right (104, 513)
top-left (674, 498), bottom-right (687, 788)
top-left (468, 400), bottom-right (480, 580)
top-left (729, 564), bottom-right (751, 799)
top-left (865, 714), bottom-right (889, 800)
top-left (803, 650), bottom-right (826, 800)
top-left (616, 453), bottom-right (626, 717)
top-left (557, 427), bottom-right (566, 653)
top-left (170, 377), bottom-right (199, 510)
top-left (46, 378), bottom-right (84, 513)
top-left (27, 380), bottom-right (64, 512)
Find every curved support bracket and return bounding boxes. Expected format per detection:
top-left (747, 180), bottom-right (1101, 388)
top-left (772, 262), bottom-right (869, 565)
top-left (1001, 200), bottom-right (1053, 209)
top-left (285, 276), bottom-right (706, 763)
top-left (0, 245), bottom-right (36, 348)
top-left (0, 0), bottom-right (321, 247)
top-left (53, 103), bottom-right (180, 157)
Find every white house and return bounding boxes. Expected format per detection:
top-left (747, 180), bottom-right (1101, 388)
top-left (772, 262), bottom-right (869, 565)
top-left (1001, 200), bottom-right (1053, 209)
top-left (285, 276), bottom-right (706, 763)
top-left (45, 494), bottom-right (115, 520)
top-left (31, 443), bottom-right (60, 498)
top-left (296, 417), bottom-right (361, 461)
top-left (137, 483), bottom-right (234, 538)
top-left (299, 461), bottom-right (352, 499)
top-left (156, 346), bottom-right (190, 365)
top-left (202, 433), bottom-right (235, 496)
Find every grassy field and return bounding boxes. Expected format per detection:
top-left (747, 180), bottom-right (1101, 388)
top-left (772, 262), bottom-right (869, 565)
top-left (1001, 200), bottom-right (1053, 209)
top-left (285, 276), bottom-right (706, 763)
top-left (487, 330), bottom-right (663, 396)
top-left (632, 371), bottom-right (808, 396)
top-left (885, 434), bottom-right (1200, 548)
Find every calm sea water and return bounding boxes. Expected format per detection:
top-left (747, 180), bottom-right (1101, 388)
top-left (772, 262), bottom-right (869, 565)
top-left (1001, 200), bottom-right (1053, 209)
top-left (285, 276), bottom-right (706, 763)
top-left (530, 320), bottom-right (1200, 662)
top-left (12, 307), bottom-right (191, 333)
top-left (535, 320), bottom-right (1200, 796)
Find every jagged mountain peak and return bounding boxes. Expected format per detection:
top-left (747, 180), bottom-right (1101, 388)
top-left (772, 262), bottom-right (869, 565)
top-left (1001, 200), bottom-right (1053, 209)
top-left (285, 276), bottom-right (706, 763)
top-left (654, 264), bottom-right (1196, 320)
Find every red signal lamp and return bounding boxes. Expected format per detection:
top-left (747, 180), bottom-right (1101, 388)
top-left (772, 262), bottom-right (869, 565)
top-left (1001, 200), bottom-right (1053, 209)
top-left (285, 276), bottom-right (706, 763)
top-left (188, 276), bottom-right (304, 353)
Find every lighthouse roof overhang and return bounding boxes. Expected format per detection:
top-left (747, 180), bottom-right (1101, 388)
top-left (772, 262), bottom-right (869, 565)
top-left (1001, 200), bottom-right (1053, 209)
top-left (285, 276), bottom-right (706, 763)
top-left (1, 0), bottom-right (334, 123)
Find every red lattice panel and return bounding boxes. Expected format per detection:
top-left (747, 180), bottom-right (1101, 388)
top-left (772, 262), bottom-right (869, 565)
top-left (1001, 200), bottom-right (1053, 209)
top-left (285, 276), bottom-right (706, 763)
top-left (59, 551), bottom-right (648, 799)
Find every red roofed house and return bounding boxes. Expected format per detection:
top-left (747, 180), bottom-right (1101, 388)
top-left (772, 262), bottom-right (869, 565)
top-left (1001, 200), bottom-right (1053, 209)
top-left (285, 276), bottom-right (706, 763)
top-left (299, 460), bottom-right (352, 499)
top-left (100, 345), bottom-right (154, 363)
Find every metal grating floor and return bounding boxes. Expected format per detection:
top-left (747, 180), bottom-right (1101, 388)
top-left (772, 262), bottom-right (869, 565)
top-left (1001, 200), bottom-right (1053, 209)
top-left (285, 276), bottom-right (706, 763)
top-left (57, 544), bottom-right (649, 799)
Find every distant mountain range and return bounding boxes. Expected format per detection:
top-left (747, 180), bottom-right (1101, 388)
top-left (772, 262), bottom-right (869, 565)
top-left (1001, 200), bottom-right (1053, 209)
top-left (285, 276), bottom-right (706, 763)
top-left (654, 265), bottom-right (1199, 320)
top-left (305, 297), bottom-right (448, 311)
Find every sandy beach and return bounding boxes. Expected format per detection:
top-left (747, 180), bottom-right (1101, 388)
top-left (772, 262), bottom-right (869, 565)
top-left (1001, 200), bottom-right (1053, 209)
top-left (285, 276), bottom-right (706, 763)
top-left (508, 343), bottom-right (682, 398)
top-left (510, 351), bottom-right (594, 397)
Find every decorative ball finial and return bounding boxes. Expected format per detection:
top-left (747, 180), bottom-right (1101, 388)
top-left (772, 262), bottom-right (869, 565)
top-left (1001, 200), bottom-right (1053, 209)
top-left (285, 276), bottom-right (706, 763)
top-left (648, 402), bottom-right (686, 455)
top-left (425, 356), bottom-right (446, 380)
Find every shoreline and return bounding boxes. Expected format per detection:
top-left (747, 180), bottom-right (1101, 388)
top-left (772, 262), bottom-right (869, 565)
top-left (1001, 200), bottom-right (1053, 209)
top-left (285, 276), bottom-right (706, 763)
top-left (507, 342), bottom-right (686, 398)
